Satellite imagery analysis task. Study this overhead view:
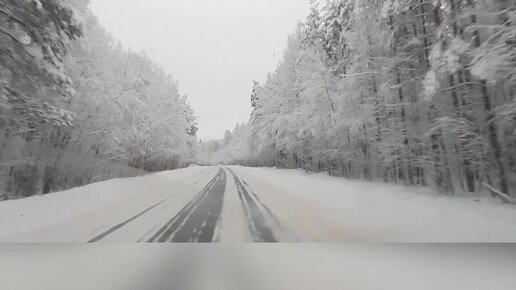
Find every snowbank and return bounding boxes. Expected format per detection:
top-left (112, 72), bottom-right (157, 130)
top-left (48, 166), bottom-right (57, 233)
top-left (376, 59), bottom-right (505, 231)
top-left (0, 166), bottom-right (214, 241)
top-left (231, 166), bottom-right (516, 242)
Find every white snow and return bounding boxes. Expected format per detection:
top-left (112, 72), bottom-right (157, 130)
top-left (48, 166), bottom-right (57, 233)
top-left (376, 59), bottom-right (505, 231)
top-left (1, 165), bottom-right (516, 242)
top-left (230, 166), bottom-right (516, 242)
top-left (0, 166), bottom-right (217, 242)
top-left (217, 168), bottom-right (251, 242)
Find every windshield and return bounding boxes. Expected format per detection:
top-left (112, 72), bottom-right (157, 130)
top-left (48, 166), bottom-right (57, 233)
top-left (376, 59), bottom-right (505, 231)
top-left (1, 0), bottom-right (515, 289)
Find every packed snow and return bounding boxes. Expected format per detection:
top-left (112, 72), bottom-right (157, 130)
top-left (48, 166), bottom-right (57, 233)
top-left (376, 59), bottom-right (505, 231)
top-left (1, 166), bottom-right (516, 242)
top-left (0, 166), bottom-right (217, 242)
top-left (229, 166), bottom-right (516, 242)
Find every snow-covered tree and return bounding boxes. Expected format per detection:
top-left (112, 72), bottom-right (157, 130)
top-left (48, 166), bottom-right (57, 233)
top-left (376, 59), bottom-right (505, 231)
top-left (215, 0), bottom-right (516, 198)
top-left (1, 1), bottom-right (198, 198)
top-left (0, 0), bottom-right (82, 135)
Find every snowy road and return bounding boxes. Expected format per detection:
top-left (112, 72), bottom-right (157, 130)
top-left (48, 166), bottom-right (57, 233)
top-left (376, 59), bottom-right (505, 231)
top-left (1, 166), bottom-right (516, 242)
top-left (0, 167), bottom-right (292, 243)
top-left (85, 167), bottom-right (287, 243)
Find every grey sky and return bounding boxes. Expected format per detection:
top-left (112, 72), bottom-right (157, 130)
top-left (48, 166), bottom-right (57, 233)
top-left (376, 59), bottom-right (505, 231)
top-left (89, 0), bottom-right (311, 140)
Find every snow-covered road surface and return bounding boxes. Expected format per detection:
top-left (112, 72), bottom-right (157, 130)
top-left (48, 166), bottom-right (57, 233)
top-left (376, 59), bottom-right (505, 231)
top-left (1, 166), bottom-right (516, 242)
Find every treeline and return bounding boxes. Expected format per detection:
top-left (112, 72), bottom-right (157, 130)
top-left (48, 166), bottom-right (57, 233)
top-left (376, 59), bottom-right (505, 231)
top-left (207, 0), bottom-right (516, 196)
top-left (1, 0), bottom-right (197, 198)
top-left (197, 124), bottom-right (251, 165)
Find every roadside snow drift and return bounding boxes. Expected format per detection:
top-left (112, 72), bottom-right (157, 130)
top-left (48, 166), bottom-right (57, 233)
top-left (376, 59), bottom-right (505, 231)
top-left (230, 166), bottom-right (516, 242)
top-left (0, 167), bottom-right (216, 242)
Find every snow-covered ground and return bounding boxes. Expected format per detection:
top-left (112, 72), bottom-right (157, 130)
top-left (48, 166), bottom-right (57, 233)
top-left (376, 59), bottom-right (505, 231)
top-left (0, 166), bottom-right (218, 242)
top-left (1, 165), bottom-right (516, 242)
top-left (230, 166), bottom-right (516, 242)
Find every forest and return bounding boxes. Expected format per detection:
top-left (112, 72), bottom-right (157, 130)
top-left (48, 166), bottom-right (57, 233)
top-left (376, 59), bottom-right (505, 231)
top-left (1, 0), bottom-right (198, 199)
top-left (200, 0), bottom-right (516, 197)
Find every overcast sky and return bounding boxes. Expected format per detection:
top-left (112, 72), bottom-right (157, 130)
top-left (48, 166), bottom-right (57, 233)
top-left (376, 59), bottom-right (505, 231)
top-left (89, 0), bottom-right (311, 140)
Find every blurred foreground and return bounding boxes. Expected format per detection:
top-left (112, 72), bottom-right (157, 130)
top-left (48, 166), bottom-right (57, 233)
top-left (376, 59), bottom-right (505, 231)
top-left (1, 244), bottom-right (515, 290)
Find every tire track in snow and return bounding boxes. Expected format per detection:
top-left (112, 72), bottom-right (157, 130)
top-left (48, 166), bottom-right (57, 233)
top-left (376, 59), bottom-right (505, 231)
top-left (87, 169), bottom-right (214, 243)
top-left (148, 168), bottom-right (227, 243)
top-left (228, 168), bottom-right (281, 243)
